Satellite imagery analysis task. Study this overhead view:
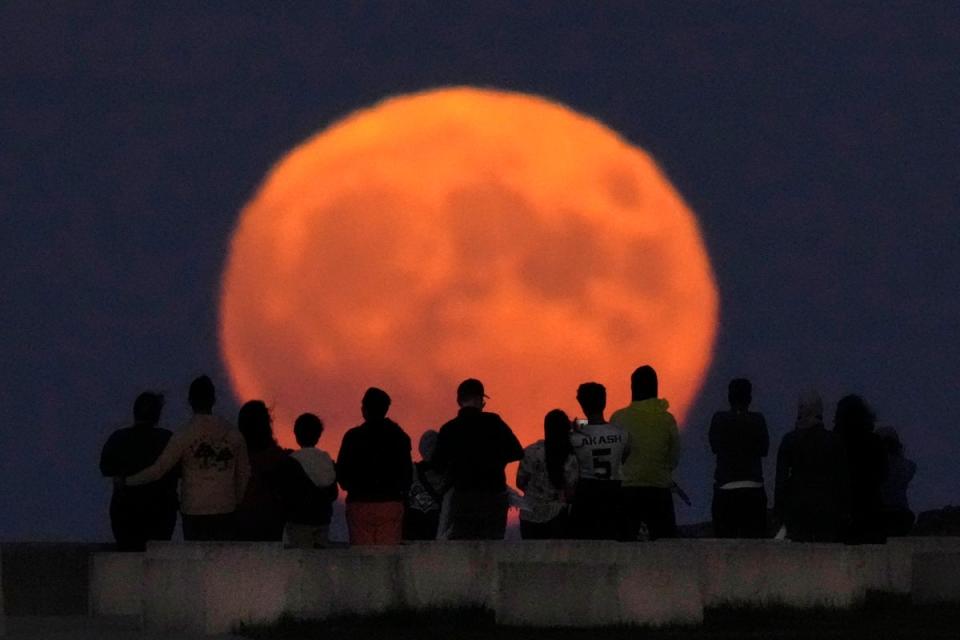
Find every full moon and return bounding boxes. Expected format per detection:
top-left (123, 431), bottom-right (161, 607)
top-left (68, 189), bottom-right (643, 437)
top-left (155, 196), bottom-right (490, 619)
top-left (220, 87), bottom-right (718, 454)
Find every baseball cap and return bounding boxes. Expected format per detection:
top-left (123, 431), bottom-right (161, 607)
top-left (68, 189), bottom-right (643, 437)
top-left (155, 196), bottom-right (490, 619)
top-left (457, 378), bottom-right (490, 401)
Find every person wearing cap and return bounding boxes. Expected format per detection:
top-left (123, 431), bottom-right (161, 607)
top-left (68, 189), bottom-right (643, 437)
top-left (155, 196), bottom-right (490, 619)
top-left (100, 391), bottom-right (179, 551)
top-left (432, 378), bottom-right (523, 540)
top-left (336, 387), bottom-right (412, 545)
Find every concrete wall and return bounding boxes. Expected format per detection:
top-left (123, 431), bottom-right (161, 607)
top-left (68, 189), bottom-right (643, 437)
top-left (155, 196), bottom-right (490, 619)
top-left (82, 537), bottom-right (960, 634)
top-left (1, 550), bottom-right (5, 638)
top-left (911, 552), bottom-right (960, 604)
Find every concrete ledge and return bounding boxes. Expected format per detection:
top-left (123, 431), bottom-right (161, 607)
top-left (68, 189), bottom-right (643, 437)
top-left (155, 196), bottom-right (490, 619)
top-left (1, 551), bottom-right (5, 638)
top-left (911, 552), bottom-right (960, 604)
top-left (89, 553), bottom-right (144, 618)
top-left (886, 537), bottom-right (960, 594)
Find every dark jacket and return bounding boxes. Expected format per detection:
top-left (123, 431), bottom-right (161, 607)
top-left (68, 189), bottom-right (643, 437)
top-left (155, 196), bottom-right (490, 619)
top-left (100, 424), bottom-right (179, 511)
top-left (774, 425), bottom-right (849, 540)
top-left (278, 457), bottom-right (338, 526)
top-left (236, 444), bottom-right (290, 541)
top-left (337, 418), bottom-right (412, 502)
top-left (709, 410), bottom-right (769, 486)
top-left (433, 407), bottom-right (523, 492)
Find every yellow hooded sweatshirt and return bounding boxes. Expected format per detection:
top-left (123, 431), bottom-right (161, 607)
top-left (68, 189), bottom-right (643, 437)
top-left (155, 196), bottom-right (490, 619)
top-left (611, 398), bottom-right (679, 488)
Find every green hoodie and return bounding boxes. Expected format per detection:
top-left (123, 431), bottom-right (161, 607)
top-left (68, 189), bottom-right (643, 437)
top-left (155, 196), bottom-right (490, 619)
top-left (611, 398), bottom-right (679, 488)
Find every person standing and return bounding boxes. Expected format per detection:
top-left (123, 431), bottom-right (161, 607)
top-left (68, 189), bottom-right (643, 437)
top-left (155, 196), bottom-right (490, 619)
top-left (611, 365), bottom-right (680, 540)
top-left (876, 426), bottom-right (917, 537)
top-left (517, 409), bottom-right (579, 539)
top-left (709, 378), bottom-right (770, 538)
top-left (123, 376), bottom-right (250, 541)
top-left (569, 383), bottom-right (628, 540)
top-left (774, 391), bottom-right (849, 542)
top-left (235, 400), bottom-right (289, 541)
top-left (336, 387), bottom-right (412, 545)
top-left (403, 430), bottom-right (446, 540)
top-left (834, 394), bottom-right (887, 544)
top-left (100, 392), bottom-right (178, 551)
top-left (432, 378), bottom-right (523, 540)
top-left (281, 413), bottom-right (338, 548)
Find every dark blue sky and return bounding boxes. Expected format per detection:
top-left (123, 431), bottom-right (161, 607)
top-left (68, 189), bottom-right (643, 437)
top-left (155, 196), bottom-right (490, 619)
top-left (2, 3), bottom-right (958, 540)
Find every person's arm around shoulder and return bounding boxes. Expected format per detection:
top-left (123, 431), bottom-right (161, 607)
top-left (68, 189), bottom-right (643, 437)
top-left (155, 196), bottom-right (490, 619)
top-left (127, 432), bottom-right (185, 486)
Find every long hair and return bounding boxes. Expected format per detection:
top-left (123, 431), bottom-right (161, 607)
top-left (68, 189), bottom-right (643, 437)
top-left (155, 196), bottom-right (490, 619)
top-left (238, 400), bottom-right (277, 452)
top-left (544, 409), bottom-right (573, 491)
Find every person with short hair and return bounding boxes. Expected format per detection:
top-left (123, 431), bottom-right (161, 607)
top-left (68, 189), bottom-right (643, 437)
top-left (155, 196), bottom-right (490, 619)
top-left (100, 391), bottom-right (179, 551)
top-left (611, 365), bottom-right (680, 540)
top-left (281, 413), bottom-right (338, 548)
top-left (834, 394), bottom-right (887, 544)
top-left (517, 409), bottom-right (579, 539)
top-left (336, 388), bottom-right (412, 545)
top-left (124, 376), bottom-right (250, 541)
top-left (403, 430), bottom-right (446, 540)
top-left (876, 426), bottom-right (916, 537)
top-left (569, 383), bottom-right (628, 540)
top-left (432, 378), bottom-right (523, 540)
top-left (709, 378), bottom-right (770, 538)
top-left (235, 400), bottom-right (290, 541)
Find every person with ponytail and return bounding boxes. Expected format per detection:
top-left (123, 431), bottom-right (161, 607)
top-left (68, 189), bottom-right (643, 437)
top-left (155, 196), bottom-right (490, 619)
top-left (516, 409), bottom-right (580, 539)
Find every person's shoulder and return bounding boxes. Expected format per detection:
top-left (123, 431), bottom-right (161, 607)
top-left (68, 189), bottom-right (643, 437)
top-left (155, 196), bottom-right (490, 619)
top-left (525, 439), bottom-right (545, 454)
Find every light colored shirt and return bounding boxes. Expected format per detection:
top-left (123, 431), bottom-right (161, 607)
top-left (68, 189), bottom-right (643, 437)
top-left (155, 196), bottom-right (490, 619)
top-left (569, 423), bottom-right (628, 481)
top-left (127, 414), bottom-right (250, 515)
top-left (611, 398), bottom-right (679, 488)
top-left (291, 447), bottom-right (336, 487)
top-left (516, 440), bottom-right (579, 523)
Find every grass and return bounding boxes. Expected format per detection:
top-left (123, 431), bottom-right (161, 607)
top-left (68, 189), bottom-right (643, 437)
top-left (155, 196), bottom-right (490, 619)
top-left (237, 593), bottom-right (960, 639)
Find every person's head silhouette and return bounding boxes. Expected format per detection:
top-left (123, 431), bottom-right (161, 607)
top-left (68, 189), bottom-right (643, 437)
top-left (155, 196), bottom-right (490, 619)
top-left (188, 375), bottom-right (215, 414)
top-left (133, 391), bottom-right (164, 426)
top-left (728, 378), bottom-right (752, 411)
top-left (419, 429), bottom-right (439, 462)
top-left (631, 365), bottom-right (658, 401)
top-left (238, 400), bottom-right (276, 451)
top-left (294, 413), bottom-right (324, 448)
top-left (576, 382), bottom-right (607, 421)
top-left (456, 378), bottom-right (488, 409)
top-left (835, 394), bottom-right (876, 437)
top-left (361, 387), bottom-right (391, 422)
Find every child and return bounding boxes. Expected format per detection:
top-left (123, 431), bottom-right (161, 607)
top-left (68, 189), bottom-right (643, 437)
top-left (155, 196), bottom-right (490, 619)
top-left (282, 413), bottom-right (337, 547)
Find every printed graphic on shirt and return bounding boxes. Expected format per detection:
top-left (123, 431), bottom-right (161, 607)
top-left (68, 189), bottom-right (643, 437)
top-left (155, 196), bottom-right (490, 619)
top-left (191, 440), bottom-right (235, 471)
top-left (570, 423), bottom-right (627, 481)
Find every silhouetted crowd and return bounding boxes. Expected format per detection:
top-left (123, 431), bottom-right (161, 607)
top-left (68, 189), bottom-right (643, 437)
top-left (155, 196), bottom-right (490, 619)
top-left (100, 368), bottom-right (916, 551)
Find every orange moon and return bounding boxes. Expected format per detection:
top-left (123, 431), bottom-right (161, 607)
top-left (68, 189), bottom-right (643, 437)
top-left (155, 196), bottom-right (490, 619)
top-left (220, 87), bottom-right (718, 454)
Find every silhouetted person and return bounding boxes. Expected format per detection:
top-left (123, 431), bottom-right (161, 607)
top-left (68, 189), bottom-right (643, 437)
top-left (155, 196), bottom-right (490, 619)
top-left (569, 383), bottom-right (628, 540)
top-left (518, 409), bottom-right (579, 539)
top-left (710, 378), bottom-right (770, 538)
top-left (235, 400), bottom-right (289, 541)
top-left (433, 378), bottom-right (523, 540)
top-left (774, 391), bottom-right (849, 542)
top-left (124, 376), bottom-right (249, 540)
top-left (835, 394), bottom-right (888, 544)
top-left (337, 387), bottom-right (412, 545)
top-left (876, 426), bottom-right (916, 537)
top-left (611, 366), bottom-right (679, 540)
top-left (100, 392), bottom-right (178, 551)
top-left (280, 413), bottom-right (338, 548)
top-left (403, 430), bottom-right (446, 540)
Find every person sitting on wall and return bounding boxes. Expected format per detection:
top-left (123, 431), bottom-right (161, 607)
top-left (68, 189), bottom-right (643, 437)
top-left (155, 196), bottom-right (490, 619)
top-left (122, 376), bottom-right (250, 541)
top-left (337, 387), bottom-right (412, 545)
top-left (709, 378), bottom-right (770, 538)
top-left (432, 378), bottom-right (523, 540)
top-left (100, 391), bottom-right (179, 551)
top-left (517, 409), bottom-right (579, 539)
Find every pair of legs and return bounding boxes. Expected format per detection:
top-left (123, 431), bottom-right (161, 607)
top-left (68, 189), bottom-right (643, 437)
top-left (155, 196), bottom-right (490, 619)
top-left (182, 512), bottom-right (236, 541)
top-left (346, 501), bottom-right (404, 545)
top-left (110, 498), bottom-right (177, 551)
top-left (619, 486), bottom-right (677, 541)
top-left (285, 522), bottom-right (330, 548)
top-left (712, 487), bottom-right (768, 538)
top-left (570, 479), bottom-right (621, 540)
top-left (520, 509), bottom-right (569, 539)
top-left (447, 490), bottom-right (508, 540)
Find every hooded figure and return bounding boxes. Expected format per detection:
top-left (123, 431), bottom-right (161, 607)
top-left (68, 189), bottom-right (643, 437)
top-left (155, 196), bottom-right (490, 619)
top-left (774, 391), bottom-right (849, 542)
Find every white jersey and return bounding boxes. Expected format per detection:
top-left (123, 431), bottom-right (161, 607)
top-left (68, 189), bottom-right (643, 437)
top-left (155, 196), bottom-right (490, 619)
top-left (570, 422), bottom-right (629, 481)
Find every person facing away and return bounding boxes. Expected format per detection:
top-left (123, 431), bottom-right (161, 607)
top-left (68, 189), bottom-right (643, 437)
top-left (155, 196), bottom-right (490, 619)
top-left (876, 426), bottom-right (916, 537)
top-left (403, 430), bottom-right (446, 541)
top-left (432, 378), bottom-right (523, 540)
top-left (100, 392), bottom-right (179, 551)
top-left (834, 394), bottom-right (888, 544)
top-left (279, 413), bottom-right (338, 548)
top-left (774, 391), bottom-right (849, 542)
top-left (235, 400), bottom-right (290, 541)
top-left (517, 409), bottom-right (580, 539)
top-left (610, 365), bottom-right (680, 540)
top-left (336, 387), bottom-right (412, 545)
top-left (124, 376), bottom-right (250, 541)
top-left (568, 382), bottom-right (628, 540)
top-left (709, 378), bottom-right (770, 538)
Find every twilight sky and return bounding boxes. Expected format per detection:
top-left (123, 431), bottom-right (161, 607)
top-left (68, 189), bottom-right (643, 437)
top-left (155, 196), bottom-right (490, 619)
top-left (2, 3), bottom-right (958, 540)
